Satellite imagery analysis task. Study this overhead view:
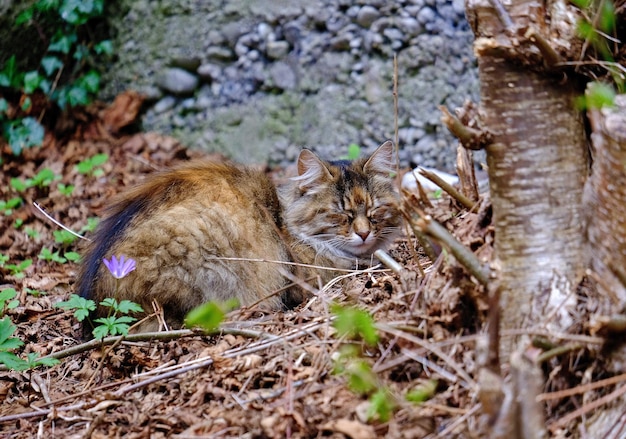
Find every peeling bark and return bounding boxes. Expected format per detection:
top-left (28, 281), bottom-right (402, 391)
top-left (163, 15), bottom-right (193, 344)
top-left (585, 95), bottom-right (626, 305)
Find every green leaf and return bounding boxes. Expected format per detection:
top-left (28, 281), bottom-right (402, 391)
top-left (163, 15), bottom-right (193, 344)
top-left (34, 356), bottom-right (60, 367)
top-left (64, 251), bottom-right (81, 262)
top-left (331, 304), bottom-right (379, 346)
top-left (345, 359), bottom-right (377, 394)
top-left (117, 300), bottom-right (144, 314)
top-left (0, 352), bottom-right (28, 370)
top-left (580, 82), bottom-right (616, 110)
top-left (569, 0), bottom-right (591, 8)
top-left (0, 317), bottom-right (23, 351)
top-left (57, 183), bottom-right (75, 196)
top-left (23, 71), bottom-right (42, 94)
top-left (67, 85), bottom-right (89, 106)
top-left (55, 294), bottom-right (95, 322)
top-left (10, 178), bottom-right (27, 192)
top-left (15, 8), bottom-right (35, 26)
top-left (36, 0), bottom-right (61, 12)
top-left (60, 0), bottom-right (103, 25)
top-left (367, 388), bottom-right (395, 422)
top-left (0, 98), bottom-right (8, 114)
top-left (31, 168), bottom-right (57, 187)
top-left (41, 56), bottom-right (64, 76)
top-left (94, 40), bottom-right (113, 55)
top-left (0, 288), bottom-right (17, 303)
top-left (80, 70), bottom-right (100, 93)
top-left (48, 32), bottom-right (76, 54)
top-left (347, 143), bottom-right (361, 160)
top-left (599, 0), bottom-right (616, 33)
top-left (406, 380), bottom-right (438, 404)
top-left (53, 229), bottom-right (78, 245)
top-left (185, 299), bottom-right (238, 332)
top-left (0, 56), bottom-right (21, 88)
top-left (4, 117), bottom-right (45, 154)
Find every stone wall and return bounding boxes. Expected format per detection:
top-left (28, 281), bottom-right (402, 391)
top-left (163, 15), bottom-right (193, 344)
top-left (102, 0), bottom-right (479, 169)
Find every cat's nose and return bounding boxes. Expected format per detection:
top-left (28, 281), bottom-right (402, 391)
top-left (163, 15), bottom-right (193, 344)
top-left (356, 230), bottom-right (370, 242)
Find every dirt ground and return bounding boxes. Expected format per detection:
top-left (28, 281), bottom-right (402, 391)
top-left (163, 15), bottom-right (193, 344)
top-left (0, 92), bottom-right (616, 438)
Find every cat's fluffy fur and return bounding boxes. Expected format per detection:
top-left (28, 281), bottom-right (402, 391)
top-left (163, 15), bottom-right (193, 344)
top-left (77, 141), bottom-right (401, 329)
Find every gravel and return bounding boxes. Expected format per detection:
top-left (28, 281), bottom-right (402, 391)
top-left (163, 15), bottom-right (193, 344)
top-left (102, 0), bottom-right (479, 171)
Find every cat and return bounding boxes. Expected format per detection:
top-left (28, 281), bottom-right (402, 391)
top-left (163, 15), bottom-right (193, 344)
top-left (76, 140), bottom-right (401, 331)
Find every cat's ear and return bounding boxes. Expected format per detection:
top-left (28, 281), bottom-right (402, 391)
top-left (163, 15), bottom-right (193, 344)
top-left (364, 140), bottom-right (395, 175)
top-left (294, 149), bottom-right (333, 190)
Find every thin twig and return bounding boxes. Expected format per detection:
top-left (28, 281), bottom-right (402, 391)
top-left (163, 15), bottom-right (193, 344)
top-left (33, 202), bottom-right (91, 242)
top-left (549, 383), bottom-right (626, 432)
top-left (418, 167), bottom-right (476, 210)
top-left (377, 322), bottom-right (476, 389)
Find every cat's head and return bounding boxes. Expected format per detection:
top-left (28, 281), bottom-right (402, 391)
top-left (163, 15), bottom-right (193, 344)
top-left (284, 140), bottom-right (401, 260)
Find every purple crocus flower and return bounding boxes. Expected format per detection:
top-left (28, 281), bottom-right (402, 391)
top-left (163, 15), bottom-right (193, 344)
top-left (102, 255), bottom-right (136, 279)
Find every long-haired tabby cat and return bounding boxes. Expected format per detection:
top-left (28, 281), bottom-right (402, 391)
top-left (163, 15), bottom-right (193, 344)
top-left (76, 141), bottom-right (401, 330)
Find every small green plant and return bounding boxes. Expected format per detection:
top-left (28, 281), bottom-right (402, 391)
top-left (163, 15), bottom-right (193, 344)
top-left (64, 251), bottom-right (81, 262)
top-left (25, 288), bottom-right (46, 297)
top-left (57, 183), bottom-right (75, 196)
top-left (185, 299), bottom-right (239, 332)
top-left (80, 217), bottom-right (99, 233)
top-left (4, 259), bottom-right (32, 279)
top-left (92, 298), bottom-right (144, 339)
top-left (53, 229), bottom-right (78, 246)
top-left (57, 255), bottom-right (141, 339)
top-left (76, 153), bottom-right (109, 176)
top-left (341, 143), bottom-right (361, 161)
top-left (0, 316), bottom-right (60, 371)
top-left (0, 317), bottom-right (24, 369)
top-left (11, 168), bottom-right (59, 191)
top-left (38, 247), bottom-right (67, 264)
top-left (24, 227), bottom-right (41, 240)
top-left (331, 303), bottom-right (379, 346)
top-left (330, 304), bottom-right (397, 422)
top-left (55, 294), bottom-right (96, 322)
top-left (0, 288), bottom-right (19, 315)
top-left (577, 81), bottom-right (616, 110)
top-left (0, 197), bottom-right (23, 215)
top-left (406, 380), bottom-right (438, 404)
top-left (13, 218), bottom-right (23, 228)
top-left (0, 254), bottom-right (9, 267)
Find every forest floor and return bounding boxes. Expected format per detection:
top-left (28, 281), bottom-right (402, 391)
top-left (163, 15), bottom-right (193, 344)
top-left (0, 93), bottom-right (607, 438)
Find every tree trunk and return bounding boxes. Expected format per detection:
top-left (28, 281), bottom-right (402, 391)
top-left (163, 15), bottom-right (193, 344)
top-left (467, 0), bottom-right (589, 356)
top-left (585, 95), bottom-right (626, 305)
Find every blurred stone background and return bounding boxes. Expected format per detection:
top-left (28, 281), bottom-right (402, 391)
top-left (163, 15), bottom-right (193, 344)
top-left (3, 0), bottom-right (480, 170)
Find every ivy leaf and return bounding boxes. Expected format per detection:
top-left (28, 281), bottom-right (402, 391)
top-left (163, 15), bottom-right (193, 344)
top-left (41, 56), bottom-right (64, 76)
top-left (80, 70), bottom-right (100, 93)
top-left (67, 85), bottom-right (89, 107)
top-left (48, 32), bottom-right (77, 54)
top-left (3, 117), bottom-right (45, 154)
top-left (94, 40), bottom-right (113, 55)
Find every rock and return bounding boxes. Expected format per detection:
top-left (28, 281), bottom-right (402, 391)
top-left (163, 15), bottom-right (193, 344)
top-left (156, 68), bottom-right (199, 95)
top-left (417, 6), bottom-right (436, 24)
top-left (266, 40), bottom-right (290, 59)
top-left (206, 46), bottom-right (235, 62)
top-left (356, 6), bottom-right (380, 28)
top-left (153, 96), bottom-right (177, 114)
top-left (269, 62), bottom-right (297, 90)
top-left (170, 56), bottom-right (201, 72)
top-left (397, 17), bottom-right (422, 37)
top-left (197, 63), bottom-right (222, 81)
